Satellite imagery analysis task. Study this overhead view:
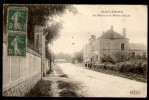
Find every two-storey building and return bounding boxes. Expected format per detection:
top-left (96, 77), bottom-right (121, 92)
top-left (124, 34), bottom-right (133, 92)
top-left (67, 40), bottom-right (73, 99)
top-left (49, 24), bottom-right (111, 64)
top-left (83, 26), bottom-right (147, 64)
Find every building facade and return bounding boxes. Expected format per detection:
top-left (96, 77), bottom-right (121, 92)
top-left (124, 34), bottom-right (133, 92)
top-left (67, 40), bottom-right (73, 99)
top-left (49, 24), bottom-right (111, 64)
top-left (83, 26), bottom-right (147, 64)
top-left (129, 43), bottom-right (147, 57)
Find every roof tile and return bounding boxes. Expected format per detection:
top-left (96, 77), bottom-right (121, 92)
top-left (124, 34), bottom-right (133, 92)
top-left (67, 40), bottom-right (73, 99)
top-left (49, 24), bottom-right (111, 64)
top-left (99, 30), bottom-right (127, 39)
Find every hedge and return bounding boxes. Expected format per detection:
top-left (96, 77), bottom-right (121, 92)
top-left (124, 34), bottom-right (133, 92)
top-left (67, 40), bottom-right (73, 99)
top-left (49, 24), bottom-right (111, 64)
top-left (90, 60), bottom-right (147, 75)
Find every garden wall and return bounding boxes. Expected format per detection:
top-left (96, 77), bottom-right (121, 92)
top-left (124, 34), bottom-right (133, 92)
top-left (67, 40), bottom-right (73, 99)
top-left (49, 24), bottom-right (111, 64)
top-left (3, 40), bottom-right (42, 96)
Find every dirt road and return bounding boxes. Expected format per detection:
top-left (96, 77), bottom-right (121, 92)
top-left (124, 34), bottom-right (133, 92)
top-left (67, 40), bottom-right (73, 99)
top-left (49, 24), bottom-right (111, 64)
top-left (57, 63), bottom-right (147, 97)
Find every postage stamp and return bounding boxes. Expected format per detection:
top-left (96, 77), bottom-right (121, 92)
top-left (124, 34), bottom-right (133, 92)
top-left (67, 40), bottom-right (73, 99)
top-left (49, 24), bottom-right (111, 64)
top-left (7, 32), bottom-right (26, 56)
top-left (7, 7), bottom-right (28, 56)
top-left (7, 7), bottom-right (28, 32)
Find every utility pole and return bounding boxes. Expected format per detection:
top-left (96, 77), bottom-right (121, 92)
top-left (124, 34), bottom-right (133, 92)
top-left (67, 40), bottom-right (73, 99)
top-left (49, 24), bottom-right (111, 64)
top-left (49, 43), bottom-right (52, 72)
top-left (86, 32), bottom-right (88, 68)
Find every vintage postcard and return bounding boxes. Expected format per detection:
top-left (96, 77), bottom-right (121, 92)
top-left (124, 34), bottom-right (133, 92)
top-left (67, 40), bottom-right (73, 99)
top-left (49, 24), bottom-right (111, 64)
top-left (3, 4), bottom-right (147, 97)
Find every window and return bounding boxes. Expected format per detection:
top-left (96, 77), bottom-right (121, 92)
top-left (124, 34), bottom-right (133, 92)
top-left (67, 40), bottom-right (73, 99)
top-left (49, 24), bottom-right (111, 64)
top-left (101, 42), bottom-right (107, 50)
top-left (107, 43), bottom-right (110, 49)
top-left (95, 55), bottom-right (98, 61)
top-left (121, 43), bottom-right (125, 50)
top-left (91, 58), bottom-right (93, 61)
top-left (92, 56), bottom-right (94, 61)
top-left (91, 46), bottom-right (94, 51)
top-left (94, 44), bottom-right (98, 51)
top-left (92, 44), bottom-right (98, 51)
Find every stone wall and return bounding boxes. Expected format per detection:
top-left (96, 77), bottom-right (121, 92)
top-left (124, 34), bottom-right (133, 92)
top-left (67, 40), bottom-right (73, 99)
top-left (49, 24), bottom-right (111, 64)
top-left (3, 41), bottom-right (42, 96)
top-left (3, 73), bottom-right (41, 96)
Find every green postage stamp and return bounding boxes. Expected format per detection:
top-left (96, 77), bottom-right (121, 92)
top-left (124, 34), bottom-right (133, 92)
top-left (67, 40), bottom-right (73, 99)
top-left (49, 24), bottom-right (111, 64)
top-left (7, 7), bottom-right (28, 32)
top-left (7, 32), bottom-right (26, 56)
top-left (7, 7), bottom-right (28, 56)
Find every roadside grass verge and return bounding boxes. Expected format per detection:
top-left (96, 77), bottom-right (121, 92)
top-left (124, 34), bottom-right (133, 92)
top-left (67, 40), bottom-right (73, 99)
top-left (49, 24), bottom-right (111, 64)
top-left (90, 64), bottom-right (147, 83)
top-left (25, 80), bottom-right (52, 97)
top-left (57, 80), bottom-right (81, 97)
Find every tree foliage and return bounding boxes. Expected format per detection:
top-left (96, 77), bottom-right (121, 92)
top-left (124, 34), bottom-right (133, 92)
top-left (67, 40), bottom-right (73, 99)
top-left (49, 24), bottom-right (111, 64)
top-left (45, 22), bottom-right (62, 44)
top-left (101, 55), bottom-right (114, 64)
top-left (73, 50), bottom-right (83, 63)
top-left (113, 51), bottom-right (128, 62)
top-left (55, 52), bottom-right (72, 61)
top-left (3, 4), bottom-right (78, 61)
top-left (45, 45), bottom-right (56, 61)
top-left (3, 4), bottom-right (77, 44)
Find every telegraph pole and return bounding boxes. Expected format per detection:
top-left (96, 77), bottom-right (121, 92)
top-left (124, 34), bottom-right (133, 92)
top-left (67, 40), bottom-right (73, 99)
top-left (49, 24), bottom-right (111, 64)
top-left (86, 32), bottom-right (88, 68)
top-left (49, 43), bottom-right (52, 72)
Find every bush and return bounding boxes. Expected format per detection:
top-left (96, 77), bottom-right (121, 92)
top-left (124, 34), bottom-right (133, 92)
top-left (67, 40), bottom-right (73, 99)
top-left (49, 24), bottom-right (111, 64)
top-left (113, 51), bottom-right (128, 62)
top-left (107, 65), bottom-right (115, 70)
top-left (93, 56), bottom-right (147, 76)
top-left (141, 61), bottom-right (147, 75)
top-left (115, 60), bottom-right (147, 75)
top-left (103, 64), bottom-right (107, 70)
top-left (101, 55), bottom-right (115, 64)
top-left (99, 64), bottom-right (105, 69)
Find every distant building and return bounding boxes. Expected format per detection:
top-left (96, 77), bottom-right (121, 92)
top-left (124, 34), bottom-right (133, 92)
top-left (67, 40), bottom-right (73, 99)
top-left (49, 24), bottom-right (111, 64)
top-left (83, 26), bottom-right (147, 64)
top-left (55, 58), bottom-right (67, 63)
top-left (129, 43), bottom-right (147, 57)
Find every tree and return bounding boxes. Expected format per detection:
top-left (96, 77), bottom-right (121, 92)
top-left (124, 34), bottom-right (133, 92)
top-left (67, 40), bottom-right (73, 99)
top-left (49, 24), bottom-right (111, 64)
top-left (55, 52), bottom-right (72, 61)
top-left (3, 4), bottom-right (78, 45)
top-left (101, 54), bottom-right (114, 64)
top-left (113, 51), bottom-right (128, 62)
top-left (73, 50), bottom-right (83, 63)
top-left (3, 4), bottom-right (78, 72)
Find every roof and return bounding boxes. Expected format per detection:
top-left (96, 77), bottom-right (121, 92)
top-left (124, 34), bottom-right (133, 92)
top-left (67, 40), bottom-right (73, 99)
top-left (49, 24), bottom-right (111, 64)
top-left (99, 29), bottom-right (128, 39)
top-left (129, 43), bottom-right (147, 50)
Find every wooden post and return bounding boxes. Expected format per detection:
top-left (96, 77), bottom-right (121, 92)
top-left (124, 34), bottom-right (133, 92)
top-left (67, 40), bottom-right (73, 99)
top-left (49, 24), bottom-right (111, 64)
top-left (49, 44), bottom-right (52, 72)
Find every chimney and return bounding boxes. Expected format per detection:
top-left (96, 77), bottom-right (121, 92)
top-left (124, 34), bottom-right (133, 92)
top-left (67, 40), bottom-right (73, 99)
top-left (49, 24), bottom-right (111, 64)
top-left (91, 35), bottom-right (96, 39)
top-left (111, 25), bottom-right (113, 31)
top-left (110, 26), bottom-right (113, 39)
top-left (89, 35), bottom-right (96, 42)
top-left (123, 28), bottom-right (126, 37)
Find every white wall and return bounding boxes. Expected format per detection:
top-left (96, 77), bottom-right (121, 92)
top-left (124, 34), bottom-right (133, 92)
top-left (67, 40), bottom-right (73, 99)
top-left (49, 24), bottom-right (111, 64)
top-left (3, 42), bottom-right (42, 91)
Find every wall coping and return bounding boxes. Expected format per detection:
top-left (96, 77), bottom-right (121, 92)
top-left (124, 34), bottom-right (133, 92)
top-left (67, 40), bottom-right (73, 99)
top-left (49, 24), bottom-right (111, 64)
top-left (27, 48), bottom-right (41, 58)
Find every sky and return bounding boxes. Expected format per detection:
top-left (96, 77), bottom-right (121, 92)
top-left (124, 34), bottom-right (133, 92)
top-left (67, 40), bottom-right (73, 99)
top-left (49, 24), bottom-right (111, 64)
top-left (49, 5), bottom-right (147, 54)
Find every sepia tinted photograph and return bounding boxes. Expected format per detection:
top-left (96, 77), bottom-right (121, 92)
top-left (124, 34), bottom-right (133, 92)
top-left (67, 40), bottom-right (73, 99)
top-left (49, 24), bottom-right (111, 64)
top-left (3, 4), bottom-right (147, 97)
